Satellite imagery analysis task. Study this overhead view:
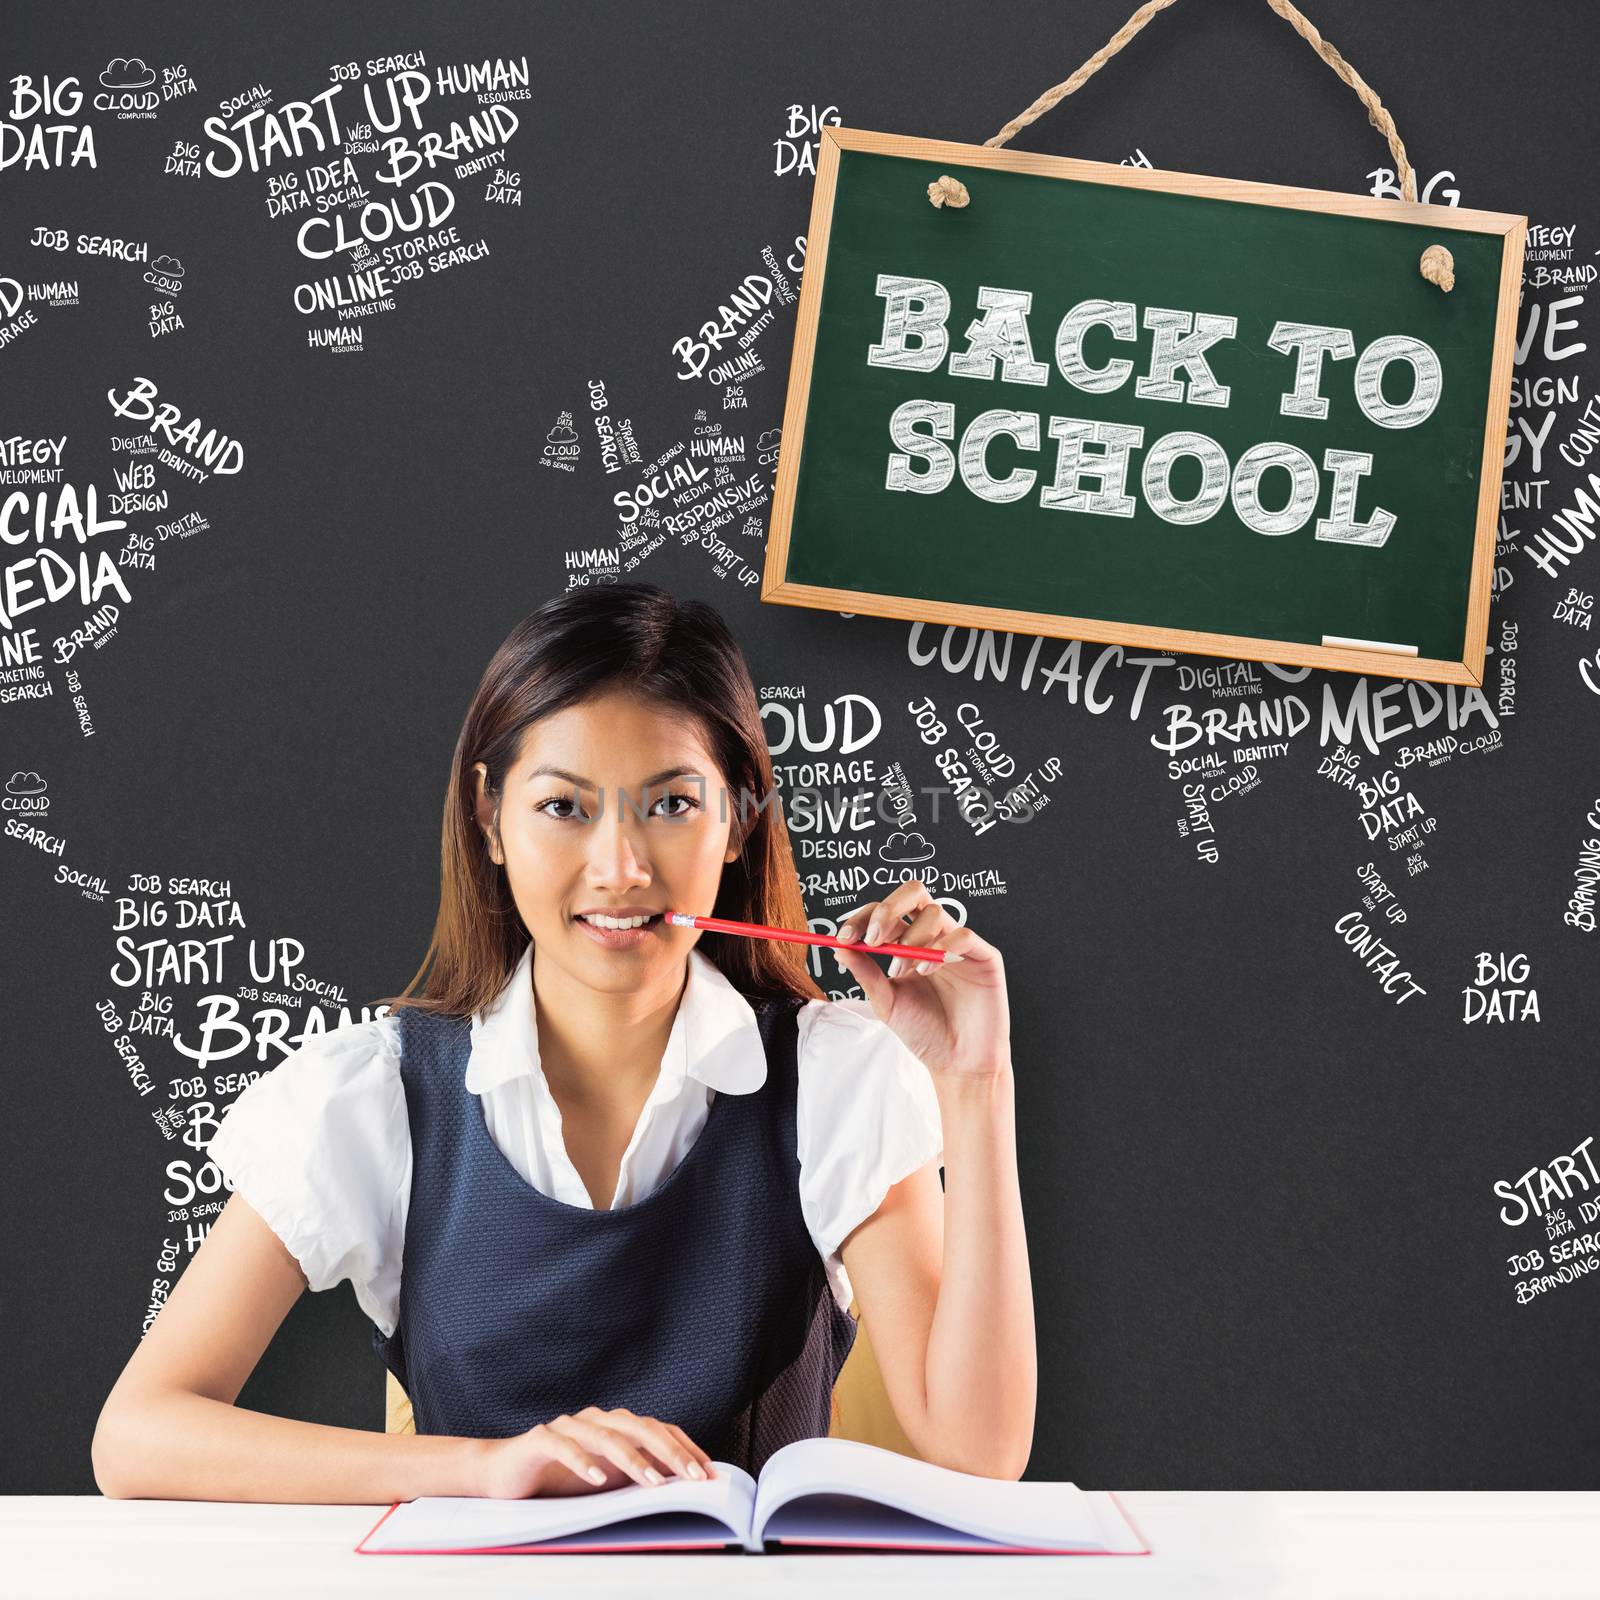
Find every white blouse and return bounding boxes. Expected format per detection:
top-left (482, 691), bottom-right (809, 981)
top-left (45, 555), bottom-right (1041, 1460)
top-left (208, 946), bottom-right (944, 1339)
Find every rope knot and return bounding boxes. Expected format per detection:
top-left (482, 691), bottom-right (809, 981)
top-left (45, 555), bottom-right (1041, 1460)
top-left (1419, 243), bottom-right (1455, 292)
top-left (927, 173), bottom-right (970, 209)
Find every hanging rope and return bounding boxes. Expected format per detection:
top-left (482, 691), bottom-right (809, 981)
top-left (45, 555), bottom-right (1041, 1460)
top-left (925, 0), bottom-right (1453, 289)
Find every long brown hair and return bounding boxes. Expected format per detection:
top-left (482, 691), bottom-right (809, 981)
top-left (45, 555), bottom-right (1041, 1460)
top-left (378, 583), bottom-right (824, 1019)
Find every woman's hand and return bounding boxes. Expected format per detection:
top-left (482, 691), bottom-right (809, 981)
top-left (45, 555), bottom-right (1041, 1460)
top-left (834, 877), bottom-right (1010, 1079)
top-left (474, 1405), bottom-right (718, 1499)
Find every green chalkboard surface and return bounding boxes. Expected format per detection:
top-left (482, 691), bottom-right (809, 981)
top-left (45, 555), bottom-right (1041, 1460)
top-left (764, 128), bottom-right (1525, 685)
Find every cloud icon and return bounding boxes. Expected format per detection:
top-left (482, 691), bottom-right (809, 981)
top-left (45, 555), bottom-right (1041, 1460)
top-left (6, 771), bottom-right (47, 795)
top-left (879, 830), bottom-right (935, 864)
top-left (758, 428), bottom-right (782, 448)
top-left (546, 423), bottom-right (577, 444)
top-left (101, 57), bottom-right (156, 89)
top-left (150, 254), bottom-right (184, 278)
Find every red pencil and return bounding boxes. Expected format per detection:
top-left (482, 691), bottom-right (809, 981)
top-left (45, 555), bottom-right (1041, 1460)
top-left (665, 912), bottom-right (963, 964)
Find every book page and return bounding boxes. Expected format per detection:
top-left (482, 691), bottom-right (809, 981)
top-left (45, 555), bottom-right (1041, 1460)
top-left (752, 1437), bottom-right (1126, 1552)
top-left (358, 1463), bottom-right (757, 1554)
top-left (762, 1491), bottom-right (1022, 1549)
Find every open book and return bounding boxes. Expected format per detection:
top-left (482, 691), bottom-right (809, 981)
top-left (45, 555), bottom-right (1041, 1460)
top-left (356, 1436), bottom-right (1149, 1555)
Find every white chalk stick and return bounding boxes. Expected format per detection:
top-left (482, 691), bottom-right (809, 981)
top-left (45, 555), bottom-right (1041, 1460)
top-left (1321, 635), bottom-right (1419, 656)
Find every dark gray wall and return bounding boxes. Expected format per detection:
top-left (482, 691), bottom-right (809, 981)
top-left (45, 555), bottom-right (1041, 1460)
top-left (3, 0), bottom-right (1596, 1492)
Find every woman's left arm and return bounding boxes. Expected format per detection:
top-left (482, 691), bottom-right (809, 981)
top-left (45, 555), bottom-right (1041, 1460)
top-left (832, 879), bottom-right (1036, 1479)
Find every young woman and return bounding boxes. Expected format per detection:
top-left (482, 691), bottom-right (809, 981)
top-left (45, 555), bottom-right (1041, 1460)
top-left (92, 583), bottom-right (1034, 1503)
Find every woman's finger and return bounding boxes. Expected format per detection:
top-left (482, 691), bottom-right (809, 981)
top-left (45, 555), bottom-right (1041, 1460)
top-left (835, 902), bottom-right (880, 943)
top-left (665, 1422), bottom-right (714, 1473)
top-left (613, 1411), bottom-right (710, 1480)
top-left (835, 941), bottom-right (896, 1009)
top-left (661, 1421), bottom-right (717, 1478)
top-left (561, 1414), bottom-right (670, 1486)
top-left (843, 882), bottom-right (950, 946)
top-left (865, 877), bottom-right (933, 944)
top-left (897, 902), bottom-right (950, 947)
top-left (533, 1417), bottom-right (611, 1486)
top-left (891, 903), bottom-right (954, 977)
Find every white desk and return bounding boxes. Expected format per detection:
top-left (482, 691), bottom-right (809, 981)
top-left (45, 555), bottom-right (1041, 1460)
top-left (9, 1493), bottom-right (1597, 1599)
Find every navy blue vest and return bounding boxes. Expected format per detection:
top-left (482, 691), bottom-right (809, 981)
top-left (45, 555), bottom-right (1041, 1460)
top-left (371, 991), bottom-right (858, 1476)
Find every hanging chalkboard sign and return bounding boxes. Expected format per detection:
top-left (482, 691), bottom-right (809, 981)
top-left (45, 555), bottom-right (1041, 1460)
top-left (762, 126), bottom-right (1526, 685)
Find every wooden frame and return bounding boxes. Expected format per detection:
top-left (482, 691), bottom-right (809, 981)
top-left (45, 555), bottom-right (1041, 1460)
top-left (761, 126), bottom-right (1528, 687)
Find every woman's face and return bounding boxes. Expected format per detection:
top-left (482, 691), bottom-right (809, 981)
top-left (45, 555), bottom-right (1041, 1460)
top-left (473, 690), bottom-right (740, 998)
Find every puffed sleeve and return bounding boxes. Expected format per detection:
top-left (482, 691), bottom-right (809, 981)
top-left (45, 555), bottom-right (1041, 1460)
top-left (207, 1016), bottom-right (410, 1339)
top-left (794, 999), bottom-right (944, 1315)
